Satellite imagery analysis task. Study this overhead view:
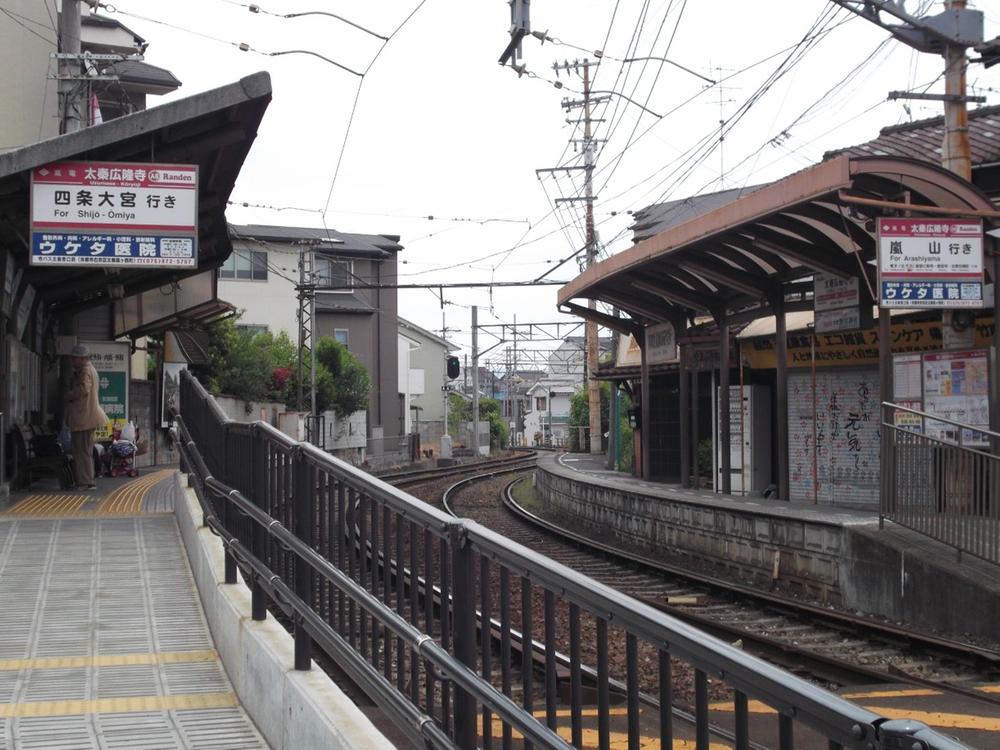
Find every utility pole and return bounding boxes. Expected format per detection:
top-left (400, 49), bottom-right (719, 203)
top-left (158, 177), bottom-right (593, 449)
top-left (555, 59), bottom-right (604, 454)
top-left (58, 0), bottom-right (84, 133)
top-left (512, 315), bottom-right (519, 447)
top-left (829, 0), bottom-right (984, 178)
top-left (296, 244), bottom-right (317, 443)
top-left (472, 306), bottom-right (480, 455)
top-left (943, 0), bottom-right (972, 179)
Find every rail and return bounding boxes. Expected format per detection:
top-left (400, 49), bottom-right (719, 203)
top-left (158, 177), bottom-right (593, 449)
top-left (177, 370), bottom-right (967, 750)
top-left (881, 401), bottom-right (1000, 565)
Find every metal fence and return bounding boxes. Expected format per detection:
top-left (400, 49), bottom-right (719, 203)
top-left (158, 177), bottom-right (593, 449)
top-left (178, 370), bottom-right (966, 750)
top-left (882, 402), bottom-right (1000, 564)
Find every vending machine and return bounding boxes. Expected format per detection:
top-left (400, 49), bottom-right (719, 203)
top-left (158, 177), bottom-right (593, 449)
top-left (716, 385), bottom-right (772, 495)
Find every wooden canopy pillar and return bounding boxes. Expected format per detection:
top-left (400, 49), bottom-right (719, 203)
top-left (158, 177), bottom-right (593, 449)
top-left (640, 326), bottom-right (651, 479)
top-left (673, 315), bottom-right (691, 489)
top-left (770, 290), bottom-right (790, 501)
top-left (716, 310), bottom-right (731, 494)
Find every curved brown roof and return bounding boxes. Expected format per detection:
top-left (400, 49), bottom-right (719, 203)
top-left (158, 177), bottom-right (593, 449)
top-left (558, 155), bottom-right (998, 327)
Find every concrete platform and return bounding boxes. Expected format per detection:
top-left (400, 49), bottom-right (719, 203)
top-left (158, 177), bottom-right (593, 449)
top-left (0, 510), bottom-right (267, 748)
top-left (537, 453), bottom-right (1000, 641)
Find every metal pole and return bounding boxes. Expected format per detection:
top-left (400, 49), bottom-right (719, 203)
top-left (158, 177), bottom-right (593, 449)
top-left (942, 0), bottom-right (972, 180)
top-left (879, 307), bottom-right (894, 517)
top-left (513, 316), bottom-right (518, 447)
top-left (58, 0), bottom-right (84, 134)
top-left (472, 306), bottom-right (481, 455)
top-left (442, 310), bottom-right (449, 440)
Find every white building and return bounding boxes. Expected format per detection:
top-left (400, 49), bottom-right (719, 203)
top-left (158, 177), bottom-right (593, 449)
top-left (524, 378), bottom-right (577, 447)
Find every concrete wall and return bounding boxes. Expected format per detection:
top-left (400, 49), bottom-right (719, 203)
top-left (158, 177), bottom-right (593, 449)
top-left (537, 465), bottom-right (846, 603)
top-left (537, 462), bottom-right (1000, 640)
top-left (214, 394), bottom-right (285, 425)
top-left (174, 473), bottom-right (395, 750)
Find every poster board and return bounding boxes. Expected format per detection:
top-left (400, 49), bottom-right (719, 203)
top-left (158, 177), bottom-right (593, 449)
top-left (922, 350), bottom-right (990, 446)
top-left (82, 341), bottom-right (130, 440)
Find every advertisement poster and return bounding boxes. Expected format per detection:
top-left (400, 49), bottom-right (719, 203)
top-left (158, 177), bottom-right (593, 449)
top-left (82, 341), bottom-right (130, 440)
top-left (162, 362), bottom-right (187, 427)
top-left (922, 350), bottom-right (989, 446)
top-left (31, 161), bottom-right (198, 268)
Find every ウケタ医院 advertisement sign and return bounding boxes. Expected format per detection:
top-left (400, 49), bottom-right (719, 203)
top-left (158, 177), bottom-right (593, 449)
top-left (31, 161), bottom-right (198, 268)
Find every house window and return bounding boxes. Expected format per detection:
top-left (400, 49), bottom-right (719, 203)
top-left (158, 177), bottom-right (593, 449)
top-left (219, 250), bottom-right (268, 281)
top-left (334, 329), bottom-right (349, 347)
top-left (237, 324), bottom-right (268, 336)
top-left (536, 396), bottom-right (547, 411)
top-left (314, 258), bottom-right (353, 291)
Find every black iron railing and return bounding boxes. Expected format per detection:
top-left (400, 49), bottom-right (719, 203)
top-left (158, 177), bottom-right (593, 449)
top-left (178, 371), bottom-right (968, 750)
top-left (882, 401), bottom-right (1000, 565)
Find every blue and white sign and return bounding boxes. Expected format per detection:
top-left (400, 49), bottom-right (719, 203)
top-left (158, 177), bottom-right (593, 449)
top-left (881, 280), bottom-right (983, 306)
top-left (31, 233), bottom-right (196, 267)
top-left (30, 160), bottom-right (198, 269)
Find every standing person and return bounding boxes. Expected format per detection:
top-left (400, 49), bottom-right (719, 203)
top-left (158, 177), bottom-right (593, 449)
top-left (65, 344), bottom-right (108, 490)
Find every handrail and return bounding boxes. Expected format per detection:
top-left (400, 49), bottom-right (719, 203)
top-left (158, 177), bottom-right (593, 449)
top-left (179, 370), bottom-right (972, 750)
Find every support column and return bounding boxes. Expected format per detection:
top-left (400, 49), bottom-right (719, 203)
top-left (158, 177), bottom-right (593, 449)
top-left (640, 329), bottom-right (651, 480)
top-left (691, 366), bottom-right (700, 488)
top-left (774, 295), bottom-right (790, 501)
top-left (679, 356), bottom-right (691, 488)
top-left (992, 252), bottom-right (1000, 443)
top-left (879, 306), bottom-right (893, 519)
top-left (472, 306), bottom-right (480, 455)
top-left (719, 320), bottom-right (731, 495)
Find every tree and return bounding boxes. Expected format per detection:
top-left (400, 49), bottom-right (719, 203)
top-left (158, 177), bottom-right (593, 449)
top-left (315, 337), bottom-right (371, 418)
top-left (281, 337), bottom-right (372, 417)
top-left (202, 317), bottom-right (273, 405)
top-left (567, 381), bottom-right (610, 452)
top-left (448, 394), bottom-right (508, 449)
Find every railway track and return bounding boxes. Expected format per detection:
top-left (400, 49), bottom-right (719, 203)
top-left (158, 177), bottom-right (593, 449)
top-left (441, 466), bottom-right (1000, 704)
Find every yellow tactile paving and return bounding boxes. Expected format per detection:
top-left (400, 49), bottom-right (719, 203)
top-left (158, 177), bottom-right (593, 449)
top-left (709, 698), bottom-right (1000, 732)
top-left (0, 649), bottom-right (219, 671)
top-left (5, 494), bottom-right (88, 516)
top-left (97, 469), bottom-right (174, 515)
top-left (3, 469), bottom-right (174, 517)
top-left (481, 708), bottom-right (732, 749)
top-left (0, 691), bottom-right (238, 718)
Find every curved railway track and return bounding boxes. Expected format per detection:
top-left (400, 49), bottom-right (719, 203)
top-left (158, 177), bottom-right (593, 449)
top-left (440, 463), bottom-right (1000, 705)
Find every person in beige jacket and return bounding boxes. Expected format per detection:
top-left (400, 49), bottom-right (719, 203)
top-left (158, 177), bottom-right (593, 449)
top-left (65, 344), bottom-right (108, 489)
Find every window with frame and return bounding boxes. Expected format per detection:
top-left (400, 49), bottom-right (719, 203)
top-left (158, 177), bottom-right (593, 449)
top-left (536, 396), bottom-right (547, 412)
top-left (334, 328), bottom-right (349, 347)
top-left (218, 250), bottom-right (268, 281)
top-left (314, 257), bottom-right (353, 291)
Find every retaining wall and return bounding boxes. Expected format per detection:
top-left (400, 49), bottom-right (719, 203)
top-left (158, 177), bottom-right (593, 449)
top-left (536, 461), bottom-right (1000, 640)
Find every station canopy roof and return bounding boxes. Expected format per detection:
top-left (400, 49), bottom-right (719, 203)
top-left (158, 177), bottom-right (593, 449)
top-left (0, 71), bottom-right (271, 319)
top-left (558, 155), bottom-right (999, 333)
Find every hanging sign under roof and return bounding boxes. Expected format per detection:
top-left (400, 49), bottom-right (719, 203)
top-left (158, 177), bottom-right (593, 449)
top-left (877, 218), bottom-right (983, 309)
top-left (30, 161), bottom-right (198, 268)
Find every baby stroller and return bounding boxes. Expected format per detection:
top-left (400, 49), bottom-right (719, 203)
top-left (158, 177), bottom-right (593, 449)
top-left (106, 426), bottom-right (140, 478)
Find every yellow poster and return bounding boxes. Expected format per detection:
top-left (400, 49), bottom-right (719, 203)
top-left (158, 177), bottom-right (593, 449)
top-left (741, 317), bottom-right (993, 370)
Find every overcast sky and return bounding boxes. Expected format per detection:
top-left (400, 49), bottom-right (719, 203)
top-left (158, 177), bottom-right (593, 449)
top-left (102, 0), bottom-right (998, 364)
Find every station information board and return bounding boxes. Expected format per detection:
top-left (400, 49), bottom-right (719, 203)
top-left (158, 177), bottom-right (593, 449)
top-left (30, 161), bottom-right (198, 268)
top-left (877, 218), bottom-right (983, 308)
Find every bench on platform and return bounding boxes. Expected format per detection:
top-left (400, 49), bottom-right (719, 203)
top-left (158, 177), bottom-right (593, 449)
top-left (8, 425), bottom-right (75, 490)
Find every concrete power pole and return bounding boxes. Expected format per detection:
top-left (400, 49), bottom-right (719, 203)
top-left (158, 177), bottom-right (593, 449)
top-left (554, 59), bottom-right (604, 454)
top-left (943, 0), bottom-right (972, 180)
top-left (472, 306), bottom-right (480, 455)
top-left (58, 0), bottom-right (84, 134)
top-left (828, 0), bottom-right (984, 177)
